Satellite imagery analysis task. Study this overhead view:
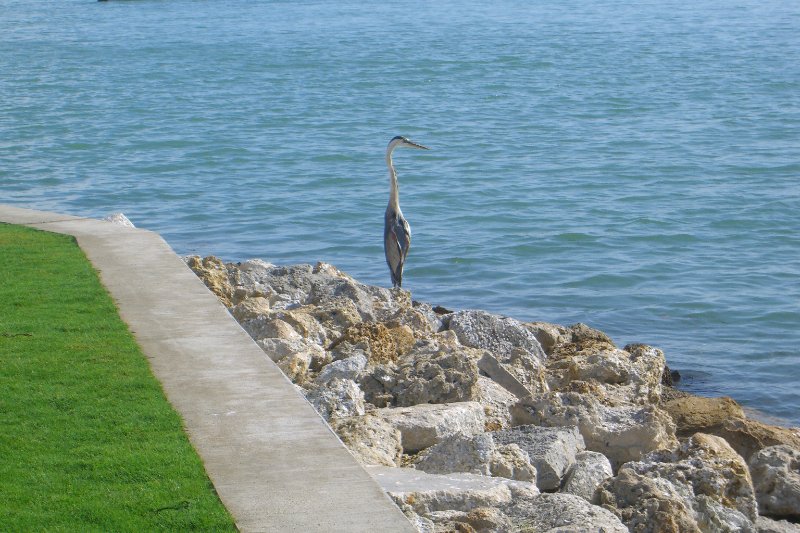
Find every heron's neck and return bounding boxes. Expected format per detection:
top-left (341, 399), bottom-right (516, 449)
top-left (386, 151), bottom-right (401, 211)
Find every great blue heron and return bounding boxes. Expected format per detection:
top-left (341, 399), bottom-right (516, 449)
top-left (384, 135), bottom-right (429, 288)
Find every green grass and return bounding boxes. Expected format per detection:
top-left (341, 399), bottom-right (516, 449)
top-left (0, 223), bottom-right (237, 532)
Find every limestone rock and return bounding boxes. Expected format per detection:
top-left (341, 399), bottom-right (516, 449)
top-left (510, 492), bottom-right (628, 533)
top-left (523, 321), bottom-right (569, 356)
top-left (185, 255), bottom-right (235, 306)
top-left (330, 322), bottom-right (414, 364)
top-left (512, 391), bottom-right (678, 467)
top-left (748, 445), bottom-right (800, 518)
top-left (414, 433), bottom-right (536, 483)
top-left (305, 378), bottom-right (365, 420)
top-left (367, 465), bottom-right (539, 516)
top-left (316, 353), bottom-right (368, 385)
top-left (229, 296), bottom-right (272, 322)
top-left (714, 418), bottom-right (800, 462)
top-left (361, 335), bottom-right (481, 407)
top-left (599, 433), bottom-right (758, 532)
top-left (475, 375), bottom-right (517, 431)
top-left (425, 507), bottom-right (513, 532)
top-left (561, 451), bottom-right (614, 502)
top-left (492, 425), bottom-right (585, 491)
top-left (756, 516), bottom-right (800, 533)
top-left (663, 395), bottom-right (746, 437)
top-left (446, 310), bottom-right (547, 363)
top-left (546, 342), bottom-right (666, 405)
top-left (477, 351), bottom-right (547, 399)
top-left (330, 414), bottom-right (403, 467)
top-left (374, 402), bottom-right (486, 453)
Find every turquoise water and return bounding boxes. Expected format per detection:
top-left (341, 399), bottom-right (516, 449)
top-left (2, 0), bottom-right (798, 425)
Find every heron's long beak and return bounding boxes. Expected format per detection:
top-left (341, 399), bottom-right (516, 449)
top-left (405, 139), bottom-right (430, 150)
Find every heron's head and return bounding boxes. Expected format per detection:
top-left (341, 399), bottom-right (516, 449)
top-left (388, 135), bottom-right (430, 152)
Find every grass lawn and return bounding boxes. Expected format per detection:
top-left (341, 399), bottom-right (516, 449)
top-left (0, 223), bottom-right (237, 531)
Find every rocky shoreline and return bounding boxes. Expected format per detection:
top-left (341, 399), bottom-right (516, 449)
top-left (186, 256), bottom-right (800, 533)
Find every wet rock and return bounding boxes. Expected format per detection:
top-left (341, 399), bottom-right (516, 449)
top-left (414, 433), bottom-right (537, 483)
top-left (330, 414), bottom-right (403, 467)
top-left (509, 492), bottom-right (628, 533)
top-left (598, 433), bottom-right (758, 532)
top-left (512, 391), bottom-right (678, 467)
top-left (367, 465), bottom-right (538, 516)
top-left (663, 395), bottom-right (746, 438)
top-left (561, 451), bottom-right (614, 502)
top-left (374, 402), bottom-right (486, 454)
top-left (749, 445), bottom-right (800, 519)
top-left (492, 425), bottom-right (585, 491)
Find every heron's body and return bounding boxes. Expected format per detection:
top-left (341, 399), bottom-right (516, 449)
top-left (383, 135), bottom-right (429, 288)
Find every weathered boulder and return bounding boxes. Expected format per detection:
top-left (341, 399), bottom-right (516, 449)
top-left (714, 418), bottom-right (800, 462)
top-left (512, 391), bottom-right (678, 467)
top-left (523, 321), bottom-right (569, 356)
top-left (374, 402), bottom-right (486, 453)
top-left (423, 507), bottom-right (513, 532)
top-left (446, 310), bottom-right (547, 363)
top-left (329, 322), bottom-right (415, 364)
top-left (492, 425), bottom-right (586, 491)
top-left (510, 492), bottom-right (628, 533)
top-left (185, 255), bottom-right (236, 306)
top-left (367, 465), bottom-right (539, 516)
top-left (598, 433), bottom-right (758, 532)
top-left (330, 414), bottom-right (403, 467)
top-left (663, 395), bottom-right (746, 437)
top-left (316, 353), bottom-right (368, 385)
top-left (360, 334), bottom-right (482, 407)
top-left (755, 516), bottom-right (800, 533)
top-left (475, 375), bottom-right (518, 431)
top-left (477, 351), bottom-right (547, 399)
top-left (561, 451), bottom-right (614, 502)
top-left (414, 433), bottom-right (536, 483)
top-left (748, 445), bottom-right (800, 519)
top-left (305, 378), bottom-right (365, 420)
top-left (546, 342), bottom-right (665, 405)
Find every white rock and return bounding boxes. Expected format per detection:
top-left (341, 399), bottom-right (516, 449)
top-left (103, 212), bottom-right (135, 227)
top-left (749, 445), bottom-right (800, 518)
top-left (493, 424), bottom-right (585, 491)
top-left (305, 378), bottom-right (365, 421)
top-left (507, 492), bottom-right (628, 533)
top-left (561, 451), bottom-right (614, 502)
top-left (366, 465), bottom-right (538, 516)
top-left (756, 516), bottom-right (800, 533)
top-left (512, 391), bottom-right (677, 467)
top-left (447, 309), bottom-right (547, 363)
top-left (330, 414), bottom-right (402, 467)
top-left (316, 353), bottom-right (368, 384)
top-left (414, 433), bottom-right (536, 482)
top-left (374, 402), bottom-right (486, 453)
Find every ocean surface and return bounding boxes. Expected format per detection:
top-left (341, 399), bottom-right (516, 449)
top-left (2, 0), bottom-right (798, 425)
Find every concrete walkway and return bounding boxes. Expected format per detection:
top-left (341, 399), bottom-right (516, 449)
top-left (0, 205), bottom-right (414, 533)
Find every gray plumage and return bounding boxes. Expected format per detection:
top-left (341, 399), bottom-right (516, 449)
top-left (383, 135), bottom-right (429, 288)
